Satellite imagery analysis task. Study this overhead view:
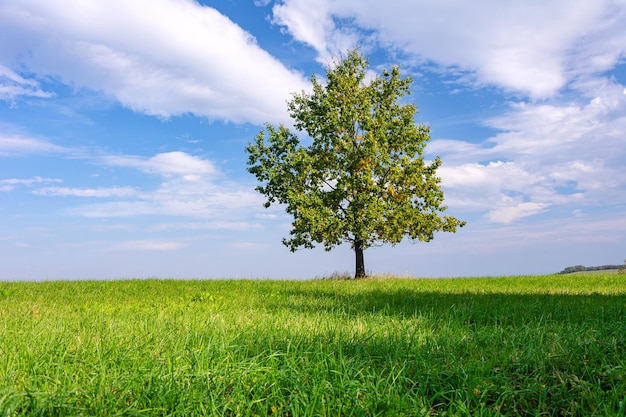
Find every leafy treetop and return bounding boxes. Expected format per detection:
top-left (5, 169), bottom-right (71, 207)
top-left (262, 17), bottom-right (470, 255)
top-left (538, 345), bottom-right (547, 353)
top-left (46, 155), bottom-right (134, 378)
top-left (246, 50), bottom-right (465, 277)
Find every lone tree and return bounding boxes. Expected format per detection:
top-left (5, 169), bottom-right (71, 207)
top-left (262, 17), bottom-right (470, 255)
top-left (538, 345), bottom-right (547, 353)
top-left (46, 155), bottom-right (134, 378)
top-left (246, 50), bottom-right (465, 278)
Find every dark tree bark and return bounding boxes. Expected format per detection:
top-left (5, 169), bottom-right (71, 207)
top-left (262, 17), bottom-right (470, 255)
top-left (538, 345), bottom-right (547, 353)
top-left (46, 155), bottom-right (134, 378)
top-left (354, 238), bottom-right (366, 278)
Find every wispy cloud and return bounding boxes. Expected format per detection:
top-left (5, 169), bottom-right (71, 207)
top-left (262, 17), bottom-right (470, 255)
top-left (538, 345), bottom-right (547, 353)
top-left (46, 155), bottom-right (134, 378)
top-left (0, 133), bottom-right (67, 157)
top-left (148, 221), bottom-right (261, 232)
top-left (0, 64), bottom-right (53, 100)
top-left (108, 240), bottom-right (184, 251)
top-left (487, 202), bottom-right (549, 224)
top-left (53, 150), bottom-right (264, 219)
top-left (33, 186), bottom-right (137, 197)
top-left (230, 242), bottom-right (264, 249)
top-left (100, 151), bottom-right (217, 178)
top-left (1, 140), bottom-right (264, 220)
top-left (0, 176), bottom-right (62, 192)
top-left (70, 181), bottom-right (262, 219)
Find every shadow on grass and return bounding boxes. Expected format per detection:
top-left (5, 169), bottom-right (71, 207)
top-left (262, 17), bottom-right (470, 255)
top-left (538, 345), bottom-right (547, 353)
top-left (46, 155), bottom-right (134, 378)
top-left (268, 284), bottom-right (626, 326)
top-left (258, 286), bottom-right (626, 415)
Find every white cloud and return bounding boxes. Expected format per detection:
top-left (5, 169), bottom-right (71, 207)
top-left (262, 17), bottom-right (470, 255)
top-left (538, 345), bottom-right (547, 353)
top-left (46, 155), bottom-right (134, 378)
top-left (271, 0), bottom-right (626, 98)
top-left (108, 240), bottom-right (184, 251)
top-left (0, 140), bottom-right (264, 221)
top-left (71, 201), bottom-right (159, 218)
top-left (64, 150), bottom-right (264, 219)
top-left (487, 201), bottom-right (549, 224)
top-left (484, 84), bottom-right (626, 161)
top-left (0, 176), bottom-right (62, 191)
top-left (412, 211), bottom-right (626, 264)
top-left (0, 0), bottom-right (310, 124)
top-left (33, 186), bottom-right (137, 197)
top-left (438, 161), bottom-right (554, 223)
top-left (72, 178), bottom-right (263, 219)
top-left (231, 242), bottom-right (264, 249)
top-left (0, 64), bottom-right (53, 100)
top-left (0, 133), bottom-right (66, 156)
top-left (72, 177), bottom-right (263, 219)
top-left (255, 213), bottom-right (279, 220)
top-left (431, 70), bottom-right (626, 223)
top-left (148, 221), bottom-right (261, 232)
top-left (101, 151), bottom-right (217, 178)
top-left (440, 161), bottom-right (543, 193)
top-left (272, 0), bottom-right (360, 63)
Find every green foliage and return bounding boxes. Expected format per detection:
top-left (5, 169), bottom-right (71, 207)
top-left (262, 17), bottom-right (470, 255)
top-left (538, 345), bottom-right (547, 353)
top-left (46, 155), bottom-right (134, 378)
top-left (0, 275), bottom-right (625, 416)
top-left (560, 265), bottom-right (589, 274)
top-left (560, 263), bottom-right (624, 274)
top-left (246, 50), bottom-right (464, 277)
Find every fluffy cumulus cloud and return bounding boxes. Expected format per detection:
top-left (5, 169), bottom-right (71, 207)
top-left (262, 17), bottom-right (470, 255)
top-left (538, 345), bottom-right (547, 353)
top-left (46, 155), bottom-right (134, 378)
top-left (434, 76), bottom-right (626, 219)
top-left (437, 161), bottom-right (551, 223)
top-left (0, 0), bottom-right (309, 124)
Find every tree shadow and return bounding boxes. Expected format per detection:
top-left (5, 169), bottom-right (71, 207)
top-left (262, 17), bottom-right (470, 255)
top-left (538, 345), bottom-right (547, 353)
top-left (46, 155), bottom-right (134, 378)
top-left (267, 283), bottom-right (626, 326)
top-left (257, 284), bottom-right (626, 415)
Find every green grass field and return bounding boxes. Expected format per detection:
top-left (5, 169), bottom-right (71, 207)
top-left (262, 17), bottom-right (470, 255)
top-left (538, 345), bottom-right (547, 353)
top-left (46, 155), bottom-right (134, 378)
top-left (1, 274), bottom-right (625, 416)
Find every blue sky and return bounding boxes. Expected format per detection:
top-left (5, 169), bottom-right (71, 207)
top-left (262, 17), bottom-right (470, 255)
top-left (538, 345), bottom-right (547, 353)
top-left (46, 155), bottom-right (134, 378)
top-left (1, 0), bottom-right (625, 280)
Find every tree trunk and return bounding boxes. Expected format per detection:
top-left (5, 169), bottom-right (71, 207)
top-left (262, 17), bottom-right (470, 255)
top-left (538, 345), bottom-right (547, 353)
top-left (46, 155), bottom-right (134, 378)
top-left (354, 239), bottom-right (366, 279)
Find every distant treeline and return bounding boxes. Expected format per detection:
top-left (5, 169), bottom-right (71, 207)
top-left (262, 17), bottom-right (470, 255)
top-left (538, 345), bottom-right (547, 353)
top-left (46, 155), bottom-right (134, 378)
top-left (559, 264), bottom-right (623, 274)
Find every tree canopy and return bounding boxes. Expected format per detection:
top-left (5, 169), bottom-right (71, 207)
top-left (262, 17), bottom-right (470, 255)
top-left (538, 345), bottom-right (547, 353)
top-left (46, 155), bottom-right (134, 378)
top-left (246, 50), bottom-right (465, 278)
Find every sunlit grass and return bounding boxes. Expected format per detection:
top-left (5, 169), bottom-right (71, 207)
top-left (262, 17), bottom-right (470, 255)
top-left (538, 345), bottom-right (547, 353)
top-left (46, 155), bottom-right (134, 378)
top-left (1, 274), bottom-right (625, 416)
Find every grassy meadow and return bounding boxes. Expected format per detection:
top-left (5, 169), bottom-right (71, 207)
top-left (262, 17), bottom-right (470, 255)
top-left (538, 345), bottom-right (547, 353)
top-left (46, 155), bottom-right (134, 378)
top-left (0, 274), bottom-right (625, 416)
